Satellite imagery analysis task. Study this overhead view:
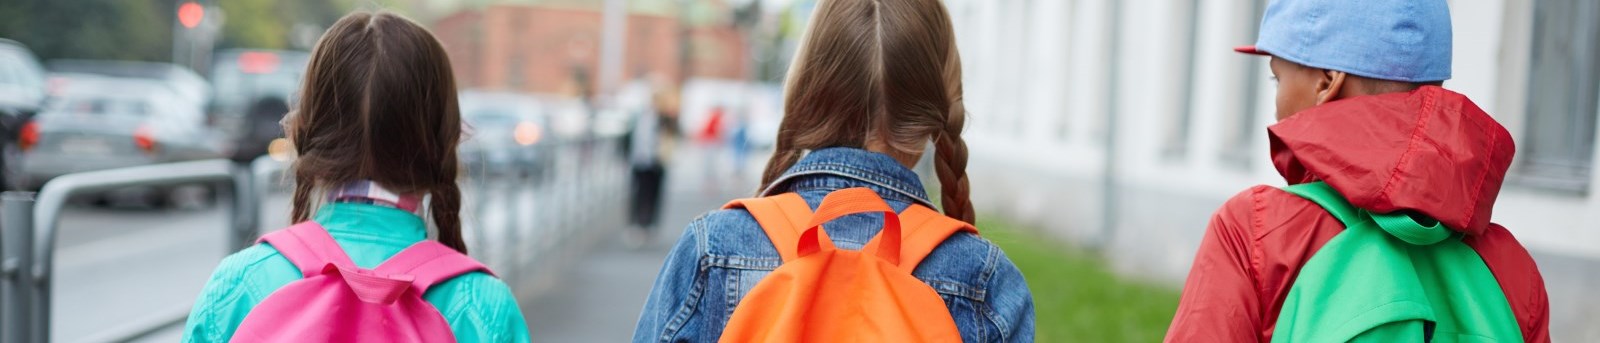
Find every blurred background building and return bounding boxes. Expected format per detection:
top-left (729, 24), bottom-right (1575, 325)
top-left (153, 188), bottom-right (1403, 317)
top-left (947, 0), bottom-right (1599, 339)
top-left (0, 0), bottom-right (1596, 341)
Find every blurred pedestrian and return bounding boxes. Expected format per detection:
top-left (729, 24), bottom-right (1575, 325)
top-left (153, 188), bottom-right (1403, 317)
top-left (699, 105), bottom-right (725, 144)
top-left (631, 0), bottom-right (1034, 341)
top-left (1166, 0), bottom-right (1548, 342)
top-left (727, 104), bottom-right (750, 181)
top-left (622, 75), bottom-right (672, 246)
top-left (182, 11), bottom-right (530, 343)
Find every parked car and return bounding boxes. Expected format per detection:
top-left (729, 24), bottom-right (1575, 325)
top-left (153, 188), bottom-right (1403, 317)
top-left (21, 76), bottom-right (226, 201)
top-left (209, 49), bottom-right (309, 162)
top-left (47, 59), bottom-right (210, 109)
top-left (0, 39), bottom-right (47, 190)
top-left (458, 90), bottom-right (553, 181)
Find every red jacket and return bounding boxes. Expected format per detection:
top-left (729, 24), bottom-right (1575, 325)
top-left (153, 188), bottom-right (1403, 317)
top-left (1165, 86), bottom-right (1550, 342)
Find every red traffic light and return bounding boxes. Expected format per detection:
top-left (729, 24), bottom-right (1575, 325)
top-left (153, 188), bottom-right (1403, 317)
top-left (178, 2), bottom-right (204, 29)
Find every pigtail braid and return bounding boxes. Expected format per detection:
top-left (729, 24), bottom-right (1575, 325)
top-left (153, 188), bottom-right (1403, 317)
top-left (935, 33), bottom-right (974, 224)
top-left (430, 182), bottom-right (467, 253)
top-left (933, 104), bottom-right (974, 224)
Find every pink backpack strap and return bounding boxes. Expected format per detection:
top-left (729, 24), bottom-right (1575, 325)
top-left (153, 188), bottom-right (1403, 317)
top-left (375, 241), bottom-right (494, 295)
top-left (258, 222), bottom-right (357, 278)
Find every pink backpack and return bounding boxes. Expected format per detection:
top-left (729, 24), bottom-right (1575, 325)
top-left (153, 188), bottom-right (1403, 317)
top-left (229, 222), bottom-right (492, 342)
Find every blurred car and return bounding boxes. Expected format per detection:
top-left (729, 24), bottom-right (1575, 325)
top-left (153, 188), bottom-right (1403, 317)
top-left (0, 39), bottom-right (47, 190)
top-left (209, 49), bottom-right (309, 162)
top-left (458, 90), bottom-right (552, 181)
top-left (47, 59), bottom-right (210, 109)
top-left (530, 94), bottom-right (594, 141)
top-left (21, 76), bottom-right (226, 196)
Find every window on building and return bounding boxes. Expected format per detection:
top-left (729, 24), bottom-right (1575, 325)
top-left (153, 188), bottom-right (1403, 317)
top-left (1521, 0), bottom-right (1600, 192)
top-left (1008, 0), bottom-right (1033, 137)
top-left (1219, 0), bottom-right (1268, 167)
top-left (1055, 0), bottom-right (1079, 142)
top-left (1162, 0), bottom-right (1203, 160)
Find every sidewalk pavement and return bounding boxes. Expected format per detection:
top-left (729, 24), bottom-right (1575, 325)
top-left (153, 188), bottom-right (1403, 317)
top-left (523, 144), bottom-right (760, 342)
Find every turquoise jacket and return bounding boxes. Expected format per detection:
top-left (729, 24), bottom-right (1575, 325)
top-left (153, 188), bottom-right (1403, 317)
top-left (181, 203), bottom-right (530, 342)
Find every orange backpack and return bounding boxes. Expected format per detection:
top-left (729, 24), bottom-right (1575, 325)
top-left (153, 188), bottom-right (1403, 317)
top-left (718, 187), bottom-right (974, 342)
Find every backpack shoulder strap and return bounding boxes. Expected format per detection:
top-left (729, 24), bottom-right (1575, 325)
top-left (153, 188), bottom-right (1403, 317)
top-left (258, 222), bottom-right (356, 278)
top-left (375, 241), bottom-right (494, 295)
top-left (1282, 181), bottom-right (1452, 245)
top-left (723, 192), bottom-right (818, 262)
top-left (1280, 181), bottom-right (1365, 227)
top-left (868, 204), bottom-right (977, 274)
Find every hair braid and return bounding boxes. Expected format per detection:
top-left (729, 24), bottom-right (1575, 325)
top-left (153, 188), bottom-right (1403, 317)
top-left (934, 29), bottom-right (973, 224)
top-left (430, 182), bottom-right (467, 253)
top-left (933, 104), bottom-right (973, 224)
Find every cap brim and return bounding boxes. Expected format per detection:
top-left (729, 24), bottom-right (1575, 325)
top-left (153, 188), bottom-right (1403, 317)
top-left (1233, 45), bottom-right (1270, 56)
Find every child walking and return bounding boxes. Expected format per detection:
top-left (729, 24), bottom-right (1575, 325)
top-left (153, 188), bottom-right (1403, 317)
top-left (1167, 0), bottom-right (1549, 341)
top-left (631, 0), bottom-right (1034, 342)
top-left (183, 11), bottom-right (530, 343)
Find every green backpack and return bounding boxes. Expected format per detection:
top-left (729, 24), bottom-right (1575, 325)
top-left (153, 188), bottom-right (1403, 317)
top-left (1272, 182), bottom-right (1522, 342)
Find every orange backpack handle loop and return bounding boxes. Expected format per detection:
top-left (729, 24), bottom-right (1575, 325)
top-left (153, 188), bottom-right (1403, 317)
top-left (801, 188), bottom-right (902, 264)
top-left (723, 193), bottom-right (819, 263)
top-left (877, 205), bottom-right (978, 273)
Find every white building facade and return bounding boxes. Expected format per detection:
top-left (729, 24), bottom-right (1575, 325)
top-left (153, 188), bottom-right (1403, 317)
top-left (945, 0), bottom-right (1599, 340)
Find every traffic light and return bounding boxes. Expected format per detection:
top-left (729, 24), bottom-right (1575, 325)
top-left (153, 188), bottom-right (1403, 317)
top-left (178, 2), bottom-right (204, 29)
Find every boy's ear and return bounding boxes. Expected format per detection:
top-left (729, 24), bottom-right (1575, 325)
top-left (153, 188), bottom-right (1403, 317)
top-left (1315, 69), bottom-right (1348, 105)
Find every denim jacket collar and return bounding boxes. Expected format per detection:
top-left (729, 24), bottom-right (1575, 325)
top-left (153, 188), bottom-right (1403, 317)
top-left (760, 147), bottom-right (935, 208)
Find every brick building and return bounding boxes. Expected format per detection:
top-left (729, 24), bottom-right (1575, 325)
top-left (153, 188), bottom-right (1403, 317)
top-left (431, 3), bottom-right (749, 97)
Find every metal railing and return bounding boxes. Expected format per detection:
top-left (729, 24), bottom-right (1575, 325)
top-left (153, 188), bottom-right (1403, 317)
top-left (0, 133), bottom-right (631, 342)
top-left (461, 135), bottom-right (630, 296)
top-left (0, 159), bottom-right (250, 343)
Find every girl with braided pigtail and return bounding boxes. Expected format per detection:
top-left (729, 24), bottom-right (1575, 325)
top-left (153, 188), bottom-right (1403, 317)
top-left (185, 12), bottom-right (529, 342)
top-left (634, 0), bottom-right (1034, 341)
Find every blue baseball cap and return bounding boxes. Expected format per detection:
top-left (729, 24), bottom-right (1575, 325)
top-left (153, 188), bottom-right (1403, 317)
top-left (1235, 0), bottom-right (1453, 82)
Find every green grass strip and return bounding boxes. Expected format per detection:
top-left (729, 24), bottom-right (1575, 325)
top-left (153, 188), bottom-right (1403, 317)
top-left (981, 219), bottom-right (1181, 342)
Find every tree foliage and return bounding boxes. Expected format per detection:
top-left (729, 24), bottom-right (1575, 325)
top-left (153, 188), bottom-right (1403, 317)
top-left (0, 0), bottom-right (359, 62)
top-left (0, 0), bottom-right (174, 61)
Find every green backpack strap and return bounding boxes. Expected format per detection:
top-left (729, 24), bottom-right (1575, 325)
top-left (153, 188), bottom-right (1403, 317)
top-left (1281, 182), bottom-right (1452, 245)
top-left (1280, 182), bottom-right (1363, 224)
top-left (1272, 182), bottom-right (1522, 343)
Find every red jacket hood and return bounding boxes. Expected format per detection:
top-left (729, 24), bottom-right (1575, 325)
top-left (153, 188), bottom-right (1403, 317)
top-left (1268, 86), bottom-right (1515, 235)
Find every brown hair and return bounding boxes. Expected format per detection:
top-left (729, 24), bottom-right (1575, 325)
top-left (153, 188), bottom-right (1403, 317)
top-left (758, 0), bottom-right (973, 223)
top-left (284, 11), bottom-right (468, 252)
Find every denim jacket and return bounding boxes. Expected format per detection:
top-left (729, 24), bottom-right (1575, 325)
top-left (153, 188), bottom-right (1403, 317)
top-left (632, 147), bottom-right (1035, 342)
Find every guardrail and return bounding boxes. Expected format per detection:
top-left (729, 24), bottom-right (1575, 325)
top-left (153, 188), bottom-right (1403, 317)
top-left (461, 135), bottom-right (629, 297)
top-left (1, 159), bottom-right (249, 343)
top-left (0, 133), bottom-right (631, 342)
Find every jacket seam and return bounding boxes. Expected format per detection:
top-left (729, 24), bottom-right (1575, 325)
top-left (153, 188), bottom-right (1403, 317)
top-left (793, 161), bottom-right (923, 197)
top-left (924, 279), bottom-right (986, 301)
top-left (726, 268), bottom-right (739, 319)
top-left (972, 302), bottom-right (985, 343)
top-left (977, 246), bottom-right (1008, 340)
top-left (704, 255), bottom-right (782, 270)
top-left (1463, 111), bottom-right (1496, 232)
top-left (1249, 186), bottom-right (1270, 335)
top-left (761, 169), bottom-right (936, 208)
top-left (1378, 88), bottom-right (1436, 212)
top-left (657, 258), bottom-right (706, 343)
top-left (979, 244), bottom-right (999, 297)
top-left (657, 222), bottom-right (711, 343)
